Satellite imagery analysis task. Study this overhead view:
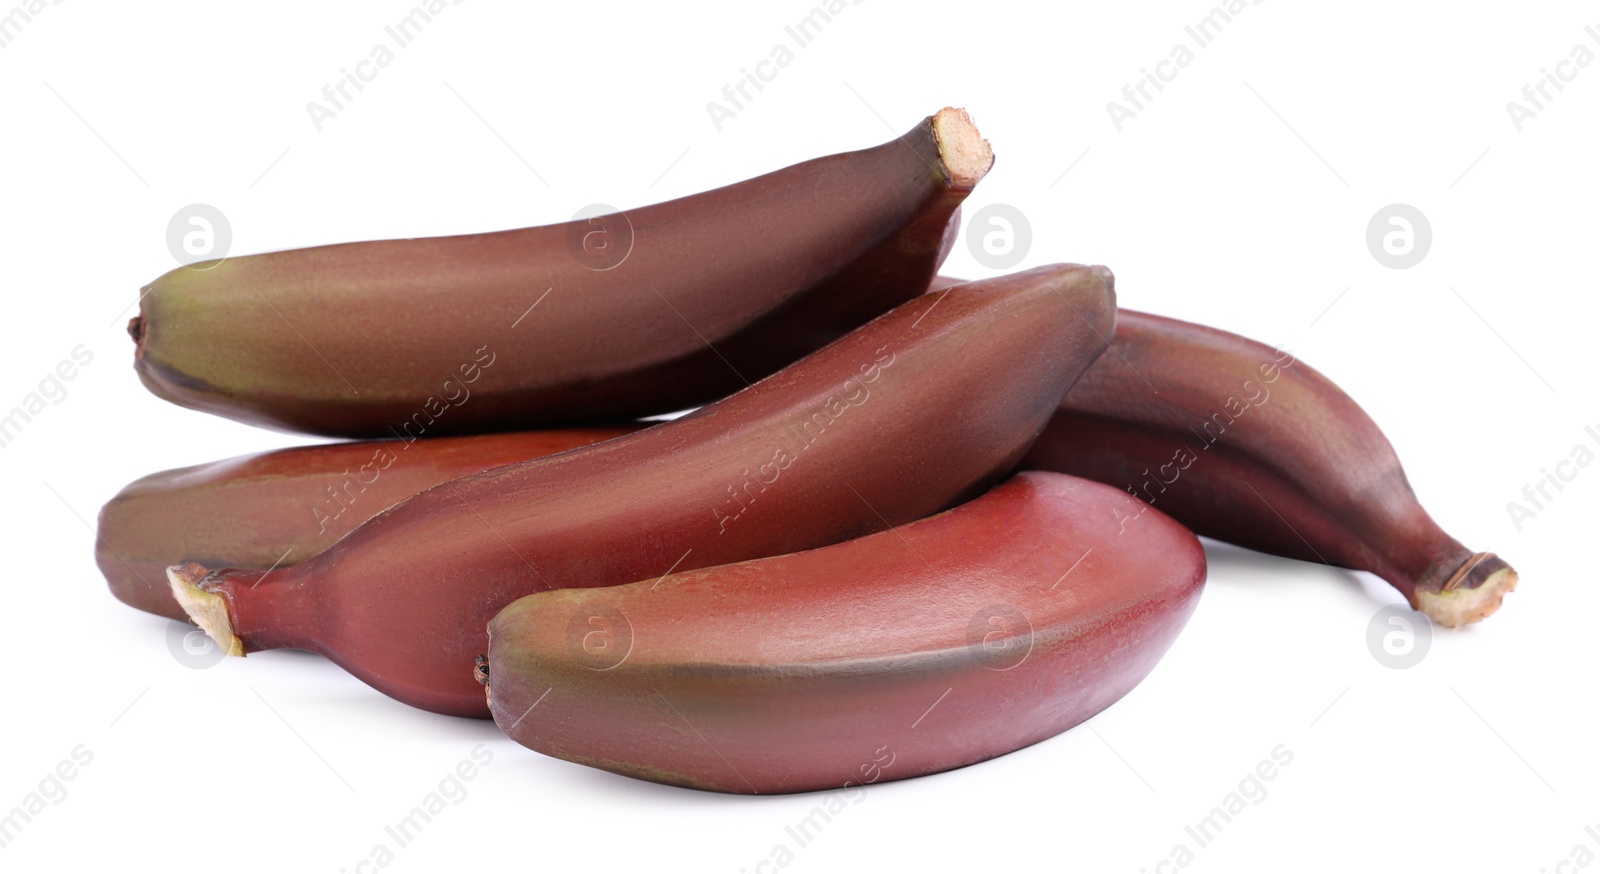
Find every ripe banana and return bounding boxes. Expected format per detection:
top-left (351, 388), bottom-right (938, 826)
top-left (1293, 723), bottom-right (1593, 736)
top-left (97, 426), bottom-right (640, 622)
top-left (170, 264), bottom-right (1117, 717)
top-left (132, 108), bottom-right (993, 437)
top-left (483, 471), bottom-right (1206, 794)
top-left (967, 288), bottom-right (1515, 627)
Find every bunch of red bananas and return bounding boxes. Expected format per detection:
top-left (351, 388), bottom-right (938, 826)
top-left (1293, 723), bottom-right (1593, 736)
top-left (102, 108), bottom-right (1514, 794)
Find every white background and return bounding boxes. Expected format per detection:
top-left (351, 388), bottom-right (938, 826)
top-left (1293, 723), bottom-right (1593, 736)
top-left (1, 1), bottom-right (1596, 872)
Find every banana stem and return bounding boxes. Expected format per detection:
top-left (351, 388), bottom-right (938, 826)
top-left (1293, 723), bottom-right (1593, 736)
top-left (167, 563), bottom-right (244, 657)
top-left (1416, 553), bottom-right (1519, 628)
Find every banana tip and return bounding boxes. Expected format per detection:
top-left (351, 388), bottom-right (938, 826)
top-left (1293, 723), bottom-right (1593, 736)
top-left (128, 285), bottom-right (152, 351)
top-left (127, 315), bottom-right (147, 366)
top-left (167, 563), bottom-right (244, 657)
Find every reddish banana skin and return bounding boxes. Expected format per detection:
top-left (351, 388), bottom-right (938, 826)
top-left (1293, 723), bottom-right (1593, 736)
top-left (131, 109), bottom-right (991, 438)
top-left (923, 273), bottom-right (1519, 626)
top-left (171, 264), bottom-right (1117, 717)
top-left (97, 427), bottom-right (641, 622)
top-left (484, 472), bottom-right (1206, 794)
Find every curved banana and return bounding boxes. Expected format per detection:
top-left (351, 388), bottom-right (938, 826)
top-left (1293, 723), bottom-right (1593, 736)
top-left (170, 265), bottom-right (1117, 716)
top-left (97, 426), bottom-right (640, 621)
top-left (132, 109), bottom-right (992, 437)
top-left (484, 471), bottom-right (1206, 794)
top-left (1009, 297), bottom-right (1516, 626)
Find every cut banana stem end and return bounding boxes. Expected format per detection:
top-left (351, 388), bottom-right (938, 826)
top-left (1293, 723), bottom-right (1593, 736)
top-left (1417, 553), bottom-right (1519, 628)
top-left (167, 563), bottom-right (244, 657)
top-left (931, 107), bottom-right (993, 188)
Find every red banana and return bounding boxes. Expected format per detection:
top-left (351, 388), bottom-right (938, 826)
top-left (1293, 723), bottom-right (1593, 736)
top-left (97, 427), bottom-right (641, 622)
top-left (131, 109), bottom-right (993, 437)
top-left (170, 264), bottom-right (1118, 716)
top-left (936, 278), bottom-right (1515, 627)
top-left (483, 471), bottom-right (1206, 794)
